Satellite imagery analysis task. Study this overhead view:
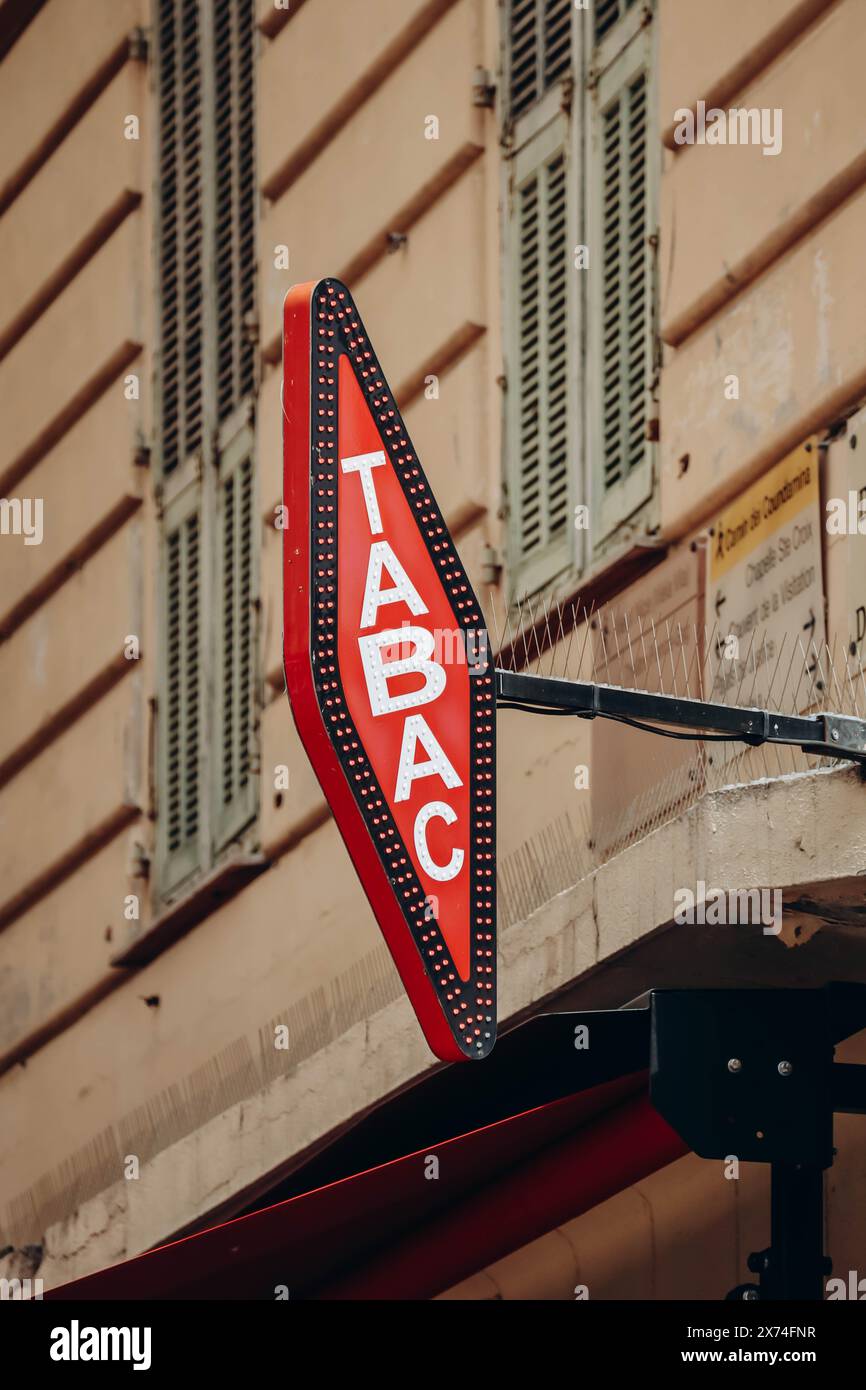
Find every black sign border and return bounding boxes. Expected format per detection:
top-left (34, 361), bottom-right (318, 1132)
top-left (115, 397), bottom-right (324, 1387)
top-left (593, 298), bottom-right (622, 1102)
top-left (307, 279), bottom-right (496, 1060)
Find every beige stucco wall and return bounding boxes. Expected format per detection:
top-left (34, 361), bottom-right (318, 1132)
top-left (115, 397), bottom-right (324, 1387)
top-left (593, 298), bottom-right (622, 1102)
top-left (0, 0), bottom-right (864, 1298)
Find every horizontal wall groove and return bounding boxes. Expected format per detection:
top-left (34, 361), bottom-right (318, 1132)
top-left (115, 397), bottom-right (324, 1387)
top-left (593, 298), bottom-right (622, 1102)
top-left (0, 0), bottom-right (47, 65)
top-left (261, 144), bottom-right (484, 365)
top-left (0, 190), bottom-right (141, 362)
top-left (662, 149), bottom-right (866, 348)
top-left (0, 37), bottom-right (137, 216)
top-left (0, 492), bottom-right (142, 643)
top-left (394, 319), bottom-right (486, 411)
top-left (261, 801), bottom-right (331, 861)
top-left (661, 0), bottom-right (839, 152)
top-left (0, 340), bottom-right (141, 496)
top-left (0, 653), bottom-right (134, 792)
top-left (261, 0), bottom-right (461, 204)
top-left (661, 370), bottom-right (866, 545)
top-left (0, 804), bottom-right (140, 936)
top-left (258, 0), bottom-right (309, 41)
top-left (0, 969), bottom-right (130, 1083)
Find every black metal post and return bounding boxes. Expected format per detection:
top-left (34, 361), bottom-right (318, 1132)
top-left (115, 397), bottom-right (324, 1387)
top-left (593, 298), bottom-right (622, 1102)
top-left (758, 1163), bottom-right (827, 1300)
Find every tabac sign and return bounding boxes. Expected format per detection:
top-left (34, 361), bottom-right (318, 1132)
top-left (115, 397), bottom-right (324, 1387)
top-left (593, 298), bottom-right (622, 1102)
top-left (282, 279), bottom-right (495, 1061)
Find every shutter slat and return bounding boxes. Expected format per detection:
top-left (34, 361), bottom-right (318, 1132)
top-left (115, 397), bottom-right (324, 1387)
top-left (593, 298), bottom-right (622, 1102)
top-left (184, 516), bottom-right (201, 845)
top-left (518, 173), bottom-right (542, 553)
top-left (165, 514), bottom-right (201, 861)
top-left (218, 451), bottom-right (256, 842)
top-left (600, 72), bottom-right (649, 496)
top-left (543, 0), bottom-right (571, 88)
top-left (516, 148), bottom-right (570, 559)
top-left (157, 0), bottom-right (204, 474)
top-left (157, 1), bottom-right (259, 887)
top-left (222, 473), bottom-right (236, 806)
top-left (545, 152), bottom-right (569, 539)
top-left (510, 0), bottom-right (571, 120)
top-left (215, 0), bottom-right (256, 425)
top-left (238, 459), bottom-right (253, 789)
top-left (594, 0), bottom-right (639, 46)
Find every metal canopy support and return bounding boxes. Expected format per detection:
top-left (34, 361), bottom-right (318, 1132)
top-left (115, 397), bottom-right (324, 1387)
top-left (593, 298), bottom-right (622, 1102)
top-left (765, 1163), bottom-right (827, 1302)
top-left (735, 1164), bottom-right (829, 1302)
top-left (496, 669), bottom-right (866, 766)
top-left (644, 985), bottom-right (866, 1302)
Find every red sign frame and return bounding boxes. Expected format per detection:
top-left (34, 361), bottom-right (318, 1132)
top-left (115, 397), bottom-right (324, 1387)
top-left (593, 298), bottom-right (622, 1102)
top-left (282, 279), bottom-right (496, 1061)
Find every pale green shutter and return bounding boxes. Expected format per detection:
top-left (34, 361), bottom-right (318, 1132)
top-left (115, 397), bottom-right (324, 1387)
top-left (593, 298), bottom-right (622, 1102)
top-left (505, 2), bottom-right (576, 596)
top-left (509, 0), bottom-right (572, 121)
top-left (156, 0), bottom-right (204, 475)
top-left (212, 0), bottom-right (258, 851)
top-left (155, 0), bottom-right (259, 891)
top-left (214, 0), bottom-right (257, 424)
top-left (593, 0), bottom-right (639, 47)
top-left (588, 21), bottom-right (656, 540)
top-left (160, 503), bottom-right (203, 888)
top-left (156, 0), bottom-right (205, 894)
top-left (507, 116), bottom-right (575, 596)
top-left (215, 426), bottom-right (258, 848)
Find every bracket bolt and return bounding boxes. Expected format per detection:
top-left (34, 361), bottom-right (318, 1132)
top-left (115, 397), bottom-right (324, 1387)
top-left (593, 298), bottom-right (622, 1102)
top-left (778, 1060), bottom-right (793, 1076)
top-left (831, 729), bottom-right (839, 741)
top-left (728, 1058), bottom-right (743, 1073)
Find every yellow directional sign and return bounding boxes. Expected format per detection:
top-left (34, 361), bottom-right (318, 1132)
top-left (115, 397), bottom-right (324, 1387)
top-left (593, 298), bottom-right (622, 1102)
top-left (707, 440), bottom-right (826, 710)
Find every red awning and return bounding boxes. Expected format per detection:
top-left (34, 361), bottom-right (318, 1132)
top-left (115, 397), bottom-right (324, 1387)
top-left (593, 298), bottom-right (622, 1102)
top-left (48, 1072), bottom-right (686, 1300)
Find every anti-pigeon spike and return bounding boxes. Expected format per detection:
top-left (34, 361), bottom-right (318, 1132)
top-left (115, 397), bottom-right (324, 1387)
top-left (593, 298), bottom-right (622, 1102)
top-left (486, 588), bottom-right (866, 768)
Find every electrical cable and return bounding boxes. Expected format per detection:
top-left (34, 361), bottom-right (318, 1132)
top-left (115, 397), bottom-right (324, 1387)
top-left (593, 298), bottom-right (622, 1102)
top-left (496, 700), bottom-right (751, 745)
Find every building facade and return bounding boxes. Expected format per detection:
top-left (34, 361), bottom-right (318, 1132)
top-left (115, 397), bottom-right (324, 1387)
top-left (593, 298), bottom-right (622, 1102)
top-left (1, 0), bottom-right (865, 1298)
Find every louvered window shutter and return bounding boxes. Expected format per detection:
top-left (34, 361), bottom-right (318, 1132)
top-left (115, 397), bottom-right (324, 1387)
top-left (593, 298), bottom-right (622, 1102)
top-left (593, 0), bottom-right (639, 48)
top-left (155, 0), bottom-right (259, 896)
top-left (509, 0), bottom-right (572, 121)
top-left (215, 425), bottom-right (258, 848)
top-left (214, 0), bottom-right (257, 424)
top-left (156, 0), bottom-right (204, 475)
top-left (213, 0), bottom-right (258, 850)
top-left (588, 23), bottom-right (656, 541)
top-left (160, 503), bottom-right (203, 888)
top-left (507, 117), bottom-right (575, 596)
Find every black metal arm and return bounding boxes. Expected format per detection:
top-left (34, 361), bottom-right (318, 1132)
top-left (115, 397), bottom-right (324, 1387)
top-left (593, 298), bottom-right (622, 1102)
top-left (496, 669), bottom-right (866, 766)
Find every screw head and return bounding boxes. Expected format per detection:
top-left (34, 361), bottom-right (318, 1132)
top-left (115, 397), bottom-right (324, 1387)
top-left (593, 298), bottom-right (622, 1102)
top-left (778, 1060), bottom-right (793, 1077)
top-left (831, 729), bottom-right (839, 742)
top-left (728, 1058), bottom-right (743, 1073)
